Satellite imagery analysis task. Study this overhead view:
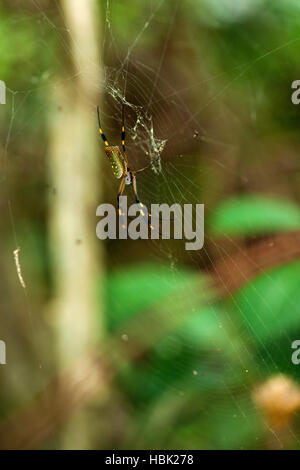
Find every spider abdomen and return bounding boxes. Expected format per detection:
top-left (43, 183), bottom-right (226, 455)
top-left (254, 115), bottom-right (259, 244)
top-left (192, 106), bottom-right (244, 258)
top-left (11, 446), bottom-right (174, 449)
top-left (105, 146), bottom-right (125, 179)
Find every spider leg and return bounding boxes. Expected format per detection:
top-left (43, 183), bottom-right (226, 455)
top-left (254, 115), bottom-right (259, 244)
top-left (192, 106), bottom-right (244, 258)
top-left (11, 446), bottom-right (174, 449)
top-left (132, 174), bottom-right (156, 230)
top-left (131, 174), bottom-right (175, 239)
top-left (121, 104), bottom-right (128, 169)
top-left (97, 106), bottom-right (110, 147)
top-left (117, 177), bottom-right (126, 216)
top-left (132, 174), bottom-right (142, 205)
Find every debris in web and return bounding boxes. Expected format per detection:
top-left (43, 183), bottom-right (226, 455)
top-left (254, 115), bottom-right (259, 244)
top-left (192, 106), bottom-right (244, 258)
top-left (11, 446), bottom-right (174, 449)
top-left (105, 70), bottom-right (167, 174)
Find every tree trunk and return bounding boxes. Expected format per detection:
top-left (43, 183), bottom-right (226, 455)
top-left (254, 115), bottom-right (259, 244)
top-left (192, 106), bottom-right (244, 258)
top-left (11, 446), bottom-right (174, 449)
top-left (48, 0), bottom-right (104, 449)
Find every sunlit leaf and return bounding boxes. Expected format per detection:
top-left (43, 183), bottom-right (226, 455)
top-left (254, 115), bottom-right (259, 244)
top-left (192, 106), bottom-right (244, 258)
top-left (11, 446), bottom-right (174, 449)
top-left (210, 195), bottom-right (300, 236)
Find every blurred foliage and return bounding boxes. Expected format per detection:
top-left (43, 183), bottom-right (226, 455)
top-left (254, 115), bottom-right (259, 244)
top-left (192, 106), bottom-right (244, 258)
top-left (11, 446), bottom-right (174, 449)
top-left (210, 195), bottom-right (300, 235)
top-left (104, 257), bottom-right (300, 448)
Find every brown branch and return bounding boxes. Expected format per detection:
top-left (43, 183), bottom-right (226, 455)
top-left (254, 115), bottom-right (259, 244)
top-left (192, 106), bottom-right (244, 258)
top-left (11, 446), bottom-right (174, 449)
top-left (210, 230), bottom-right (300, 296)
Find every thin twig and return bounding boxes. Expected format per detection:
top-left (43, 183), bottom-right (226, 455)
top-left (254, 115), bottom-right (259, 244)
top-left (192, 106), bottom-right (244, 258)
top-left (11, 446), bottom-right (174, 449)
top-left (13, 247), bottom-right (26, 289)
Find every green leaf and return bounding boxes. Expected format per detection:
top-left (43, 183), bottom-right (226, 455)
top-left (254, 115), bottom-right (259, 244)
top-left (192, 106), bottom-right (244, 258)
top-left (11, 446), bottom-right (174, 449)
top-left (104, 263), bottom-right (199, 330)
top-left (209, 195), bottom-right (300, 236)
top-left (230, 260), bottom-right (300, 375)
top-left (232, 260), bottom-right (300, 341)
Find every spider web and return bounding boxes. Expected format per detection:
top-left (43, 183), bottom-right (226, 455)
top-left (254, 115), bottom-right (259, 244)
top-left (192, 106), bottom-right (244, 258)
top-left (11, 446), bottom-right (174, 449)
top-left (1, 0), bottom-right (300, 450)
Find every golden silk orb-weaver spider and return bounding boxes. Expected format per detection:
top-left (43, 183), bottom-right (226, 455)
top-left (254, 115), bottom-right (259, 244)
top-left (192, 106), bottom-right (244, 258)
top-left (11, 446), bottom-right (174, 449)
top-left (97, 104), bottom-right (159, 217)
